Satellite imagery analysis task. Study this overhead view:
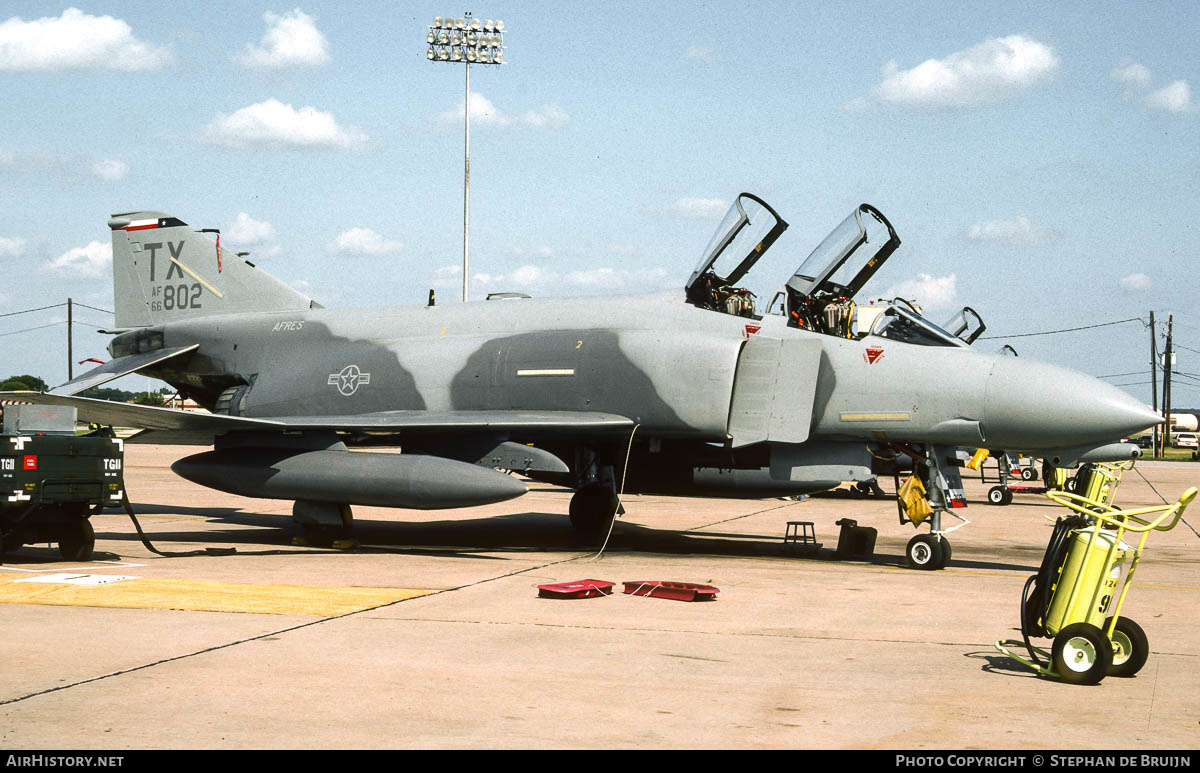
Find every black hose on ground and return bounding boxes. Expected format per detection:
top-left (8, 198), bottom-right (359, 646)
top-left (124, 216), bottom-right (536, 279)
top-left (1020, 513), bottom-right (1090, 665)
top-left (118, 492), bottom-right (236, 557)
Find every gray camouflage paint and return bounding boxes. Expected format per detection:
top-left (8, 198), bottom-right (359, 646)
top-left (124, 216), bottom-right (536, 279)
top-left (27, 209), bottom-right (1160, 508)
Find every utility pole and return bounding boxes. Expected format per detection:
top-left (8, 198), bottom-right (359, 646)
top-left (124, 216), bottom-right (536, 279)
top-left (1150, 311), bottom-right (1158, 457)
top-left (1162, 314), bottom-right (1174, 454)
top-left (67, 297), bottom-right (73, 381)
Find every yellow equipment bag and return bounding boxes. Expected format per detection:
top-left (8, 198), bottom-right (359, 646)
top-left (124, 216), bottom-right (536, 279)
top-left (898, 476), bottom-right (933, 525)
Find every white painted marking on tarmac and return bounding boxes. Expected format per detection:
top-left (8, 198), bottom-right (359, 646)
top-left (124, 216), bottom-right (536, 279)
top-left (0, 562), bottom-right (145, 574)
top-left (15, 573), bottom-right (139, 585)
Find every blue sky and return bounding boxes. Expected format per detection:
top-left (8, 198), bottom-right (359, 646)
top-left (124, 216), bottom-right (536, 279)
top-left (0, 2), bottom-right (1197, 407)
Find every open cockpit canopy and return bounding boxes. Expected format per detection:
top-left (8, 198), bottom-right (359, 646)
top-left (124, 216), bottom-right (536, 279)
top-left (785, 204), bottom-right (900, 333)
top-left (867, 301), bottom-right (989, 348)
top-left (684, 193), bottom-right (788, 318)
top-left (683, 195), bottom-right (990, 349)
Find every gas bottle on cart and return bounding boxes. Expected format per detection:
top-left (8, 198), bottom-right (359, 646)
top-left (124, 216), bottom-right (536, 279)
top-left (1045, 527), bottom-right (1133, 635)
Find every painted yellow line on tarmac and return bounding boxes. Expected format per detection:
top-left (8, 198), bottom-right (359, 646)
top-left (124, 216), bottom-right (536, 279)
top-left (880, 565), bottom-right (1200, 590)
top-left (1128, 582), bottom-right (1200, 591)
top-left (0, 574), bottom-right (432, 616)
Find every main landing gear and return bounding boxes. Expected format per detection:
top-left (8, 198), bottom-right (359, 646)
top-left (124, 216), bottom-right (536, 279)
top-left (569, 482), bottom-right (619, 544)
top-left (292, 500), bottom-right (356, 548)
top-left (568, 451), bottom-right (621, 545)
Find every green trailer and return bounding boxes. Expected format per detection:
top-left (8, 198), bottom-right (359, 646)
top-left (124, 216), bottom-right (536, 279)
top-left (1, 405), bottom-right (124, 561)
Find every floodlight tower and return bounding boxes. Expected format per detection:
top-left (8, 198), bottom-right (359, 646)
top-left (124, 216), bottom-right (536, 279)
top-left (426, 13), bottom-right (506, 302)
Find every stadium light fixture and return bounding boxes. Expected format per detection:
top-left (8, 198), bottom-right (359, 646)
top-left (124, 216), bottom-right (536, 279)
top-left (426, 12), bottom-right (506, 302)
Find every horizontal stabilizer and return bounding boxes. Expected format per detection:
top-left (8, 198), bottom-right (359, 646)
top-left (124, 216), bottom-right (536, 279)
top-left (50, 345), bottom-right (199, 396)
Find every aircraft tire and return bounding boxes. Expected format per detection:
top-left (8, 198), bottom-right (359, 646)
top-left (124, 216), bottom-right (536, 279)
top-left (569, 484), bottom-right (618, 543)
top-left (59, 518), bottom-right (95, 562)
top-left (987, 486), bottom-right (1008, 505)
top-left (1104, 617), bottom-right (1149, 678)
top-left (1052, 622), bottom-right (1111, 685)
top-left (905, 534), bottom-right (942, 570)
top-left (934, 537), bottom-right (952, 569)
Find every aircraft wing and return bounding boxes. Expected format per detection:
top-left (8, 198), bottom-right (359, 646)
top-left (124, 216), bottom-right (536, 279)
top-left (0, 392), bottom-right (634, 443)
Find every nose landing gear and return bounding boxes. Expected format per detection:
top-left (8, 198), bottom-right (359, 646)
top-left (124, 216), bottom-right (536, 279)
top-left (895, 444), bottom-right (969, 571)
top-left (906, 532), bottom-right (952, 570)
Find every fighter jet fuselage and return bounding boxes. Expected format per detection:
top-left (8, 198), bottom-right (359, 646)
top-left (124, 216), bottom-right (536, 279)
top-left (10, 194), bottom-right (1159, 564)
top-left (139, 293), bottom-right (1151, 455)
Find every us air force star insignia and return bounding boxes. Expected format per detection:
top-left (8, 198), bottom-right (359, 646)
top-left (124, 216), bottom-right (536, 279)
top-left (328, 365), bottom-right (371, 396)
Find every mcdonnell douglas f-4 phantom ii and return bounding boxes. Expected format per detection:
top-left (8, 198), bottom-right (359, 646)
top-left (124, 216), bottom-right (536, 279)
top-left (8, 194), bottom-right (1160, 568)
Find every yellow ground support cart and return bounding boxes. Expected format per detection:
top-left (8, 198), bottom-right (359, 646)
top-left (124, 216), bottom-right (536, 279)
top-left (994, 482), bottom-right (1196, 685)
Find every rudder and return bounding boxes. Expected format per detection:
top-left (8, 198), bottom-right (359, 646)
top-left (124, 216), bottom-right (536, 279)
top-left (108, 210), bottom-right (319, 328)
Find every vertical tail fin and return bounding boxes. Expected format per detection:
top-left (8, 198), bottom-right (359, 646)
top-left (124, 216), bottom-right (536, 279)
top-left (109, 210), bottom-right (319, 328)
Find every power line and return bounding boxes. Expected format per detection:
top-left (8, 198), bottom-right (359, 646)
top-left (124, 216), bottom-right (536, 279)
top-left (0, 303), bottom-right (66, 319)
top-left (979, 317), bottom-right (1145, 340)
top-left (72, 302), bottom-right (113, 315)
top-left (0, 321), bottom-right (64, 338)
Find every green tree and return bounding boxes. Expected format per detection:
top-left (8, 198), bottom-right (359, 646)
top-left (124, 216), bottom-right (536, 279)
top-left (131, 392), bottom-right (165, 407)
top-left (0, 374), bottom-right (48, 392)
top-left (79, 386), bottom-right (137, 402)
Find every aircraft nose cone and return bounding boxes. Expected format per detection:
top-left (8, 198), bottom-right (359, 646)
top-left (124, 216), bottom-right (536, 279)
top-left (985, 357), bottom-right (1162, 450)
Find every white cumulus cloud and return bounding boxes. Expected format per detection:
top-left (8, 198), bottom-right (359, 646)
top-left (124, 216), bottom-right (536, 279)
top-left (1118, 273), bottom-right (1152, 292)
top-left (1145, 80), bottom-right (1196, 113)
top-left (327, 227), bottom-right (403, 255)
top-left (431, 263), bottom-right (673, 295)
top-left (439, 92), bottom-right (570, 130)
top-left (47, 241), bottom-right (112, 278)
top-left (864, 34), bottom-right (1058, 109)
top-left (0, 236), bottom-right (25, 257)
top-left (199, 98), bottom-right (367, 149)
top-left (650, 197), bottom-right (728, 220)
top-left (227, 213), bottom-right (277, 245)
top-left (966, 215), bottom-right (1057, 245)
top-left (683, 45), bottom-right (717, 62)
top-left (0, 8), bottom-right (171, 71)
top-left (236, 9), bottom-right (330, 68)
top-left (91, 159), bottom-right (128, 181)
top-left (882, 273), bottom-right (958, 310)
top-left (1111, 60), bottom-right (1152, 95)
